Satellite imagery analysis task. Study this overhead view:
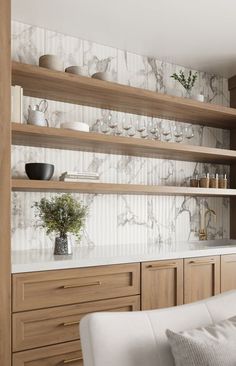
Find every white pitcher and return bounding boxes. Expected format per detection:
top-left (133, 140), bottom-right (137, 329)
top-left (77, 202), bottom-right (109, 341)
top-left (27, 99), bottom-right (49, 127)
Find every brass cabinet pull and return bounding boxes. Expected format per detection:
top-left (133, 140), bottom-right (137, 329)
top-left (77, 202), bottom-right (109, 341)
top-left (189, 260), bottom-right (215, 265)
top-left (147, 262), bottom-right (177, 269)
top-left (63, 320), bottom-right (80, 326)
top-left (63, 281), bottom-right (102, 289)
top-left (63, 356), bottom-right (83, 364)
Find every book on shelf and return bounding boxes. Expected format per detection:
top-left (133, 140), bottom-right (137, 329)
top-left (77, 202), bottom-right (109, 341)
top-left (60, 171), bottom-right (99, 180)
top-left (59, 177), bottom-right (100, 182)
top-left (11, 85), bottom-right (23, 123)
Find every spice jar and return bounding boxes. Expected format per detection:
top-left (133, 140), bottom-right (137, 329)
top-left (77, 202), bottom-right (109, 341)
top-left (209, 174), bottom-right (218, 188)
top-left (190, 175), bottom-right (199, 187)
top-left (199, 173), bottom-right (209, 188)
top-left (219, 174), bottom-right (227, 189)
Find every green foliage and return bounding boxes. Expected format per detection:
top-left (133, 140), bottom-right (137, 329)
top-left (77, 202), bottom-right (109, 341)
top-left (34, 194), bottom-right (88, 239)
top-left (171, 70), bottom-right (198, 91)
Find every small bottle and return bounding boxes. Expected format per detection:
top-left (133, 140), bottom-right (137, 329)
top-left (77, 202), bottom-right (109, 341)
top-left (209, 173), bottom-right (218, 188)
top-left (190, 175), bottom-right (199, 187)
top-left (199, 173), bottom-right (209, 188)
top-left (219, 174), bottom-right (227, 189)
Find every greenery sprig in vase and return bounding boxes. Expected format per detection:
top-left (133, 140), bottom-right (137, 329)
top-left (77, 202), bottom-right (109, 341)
top-left (34, 193), bottom-right (88, 255)
top-left (171, 70), bottom-right (198, 98)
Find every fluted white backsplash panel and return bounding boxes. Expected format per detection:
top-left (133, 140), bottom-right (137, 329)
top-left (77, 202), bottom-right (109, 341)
top-left (11, 20), bottom-right (230, 251)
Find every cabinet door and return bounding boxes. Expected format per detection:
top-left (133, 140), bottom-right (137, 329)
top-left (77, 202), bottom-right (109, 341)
top-left (184, 256), bottom-right (220, 304)
top-left (141, 259), bottom-right (183, 310)
top-left (221, 254), bottom-right (236, 292)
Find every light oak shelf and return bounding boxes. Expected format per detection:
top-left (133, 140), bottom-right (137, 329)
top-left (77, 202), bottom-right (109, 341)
top-left (12, 62), bottom-right (236, 129)
top-left (11, 179), bottom-right (236, 196)
top-left (12, 123), bottom-right (236, 164)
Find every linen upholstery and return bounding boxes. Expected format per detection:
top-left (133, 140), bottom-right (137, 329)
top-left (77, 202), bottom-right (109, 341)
top-left (166, 316), bottom-right (236, 366)
top-left (80, 290), bottom-right (236, 366)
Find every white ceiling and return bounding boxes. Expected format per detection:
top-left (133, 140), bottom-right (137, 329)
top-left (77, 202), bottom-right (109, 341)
top-left (12, 0), bottom-right (236, 78)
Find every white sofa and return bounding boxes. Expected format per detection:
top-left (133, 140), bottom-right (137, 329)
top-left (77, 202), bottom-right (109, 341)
top-left (80, 290), bottom-right (236, 366)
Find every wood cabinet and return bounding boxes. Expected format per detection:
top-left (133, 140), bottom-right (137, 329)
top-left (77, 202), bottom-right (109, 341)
top-left (13, 263), bottom-right (140, 311)
top-left (184, 256), bottom-right (220, 303)
top-left (12, 264), bottom-right (140, 365)
top-left (221, 254), bottom-right (236, 292)
top-left (141, 259), bottom-right (183, 310)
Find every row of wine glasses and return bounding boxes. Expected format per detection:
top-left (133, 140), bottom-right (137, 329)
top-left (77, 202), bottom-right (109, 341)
top-left (92, 111), bottom-right (195, 142)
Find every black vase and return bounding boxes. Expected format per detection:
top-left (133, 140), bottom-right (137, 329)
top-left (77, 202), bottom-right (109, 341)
top-left (54, 236), bottom-right (71, 255)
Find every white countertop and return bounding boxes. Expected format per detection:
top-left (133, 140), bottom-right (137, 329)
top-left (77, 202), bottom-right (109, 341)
top-left (11, 239), bottom-right (236, 273)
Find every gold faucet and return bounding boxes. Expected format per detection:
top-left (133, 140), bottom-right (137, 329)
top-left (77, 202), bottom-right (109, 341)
top-left (199, 208), bottom-right (216, 241)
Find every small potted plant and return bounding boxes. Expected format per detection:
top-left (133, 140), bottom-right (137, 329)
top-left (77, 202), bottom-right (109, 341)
top-left (34, 194), bottom-right (88, 255)
top-left (171, 70), bottom-right (204, 101)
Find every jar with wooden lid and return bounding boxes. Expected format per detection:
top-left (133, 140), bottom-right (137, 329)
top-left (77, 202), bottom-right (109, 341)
top-left (209, 174), bottom-right (218, 188)
top-left (190, 175), bottom-right (199, 187)
top-left (199, 173), bottom-right (209, 188)
top-left (219, 174), bottom-right (227, 189)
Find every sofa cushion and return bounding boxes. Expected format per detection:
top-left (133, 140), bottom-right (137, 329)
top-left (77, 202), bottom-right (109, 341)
top-left (166, 316), bottom-right (236, 366)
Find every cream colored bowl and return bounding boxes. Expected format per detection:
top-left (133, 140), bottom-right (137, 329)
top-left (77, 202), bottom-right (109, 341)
top-left (61, 122), bottom-right (89, 132)
top-left (92, 71), bottom-right (114, 82)
top-left (39, 54), bottom-right (64, 71)
top-left (65, 66), bottom-right (88, 77)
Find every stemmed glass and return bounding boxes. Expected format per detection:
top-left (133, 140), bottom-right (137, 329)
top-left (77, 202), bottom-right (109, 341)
top-left (122, 114), bottom-right (132, 136)
top-left (136, 117), bottom-right (146, 134)
top-left (173, 123), bottom-right (183, 143)
top-left (107, 112), bottom-right (118, 135)
top-left (148, 119), bottom-right (160, 140)
top-left (185, 125), bottom-right (194, 140)
top-left (162, 120), bottom-right (172, 142)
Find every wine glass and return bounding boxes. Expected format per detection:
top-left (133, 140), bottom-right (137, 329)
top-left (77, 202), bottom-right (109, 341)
top-left (140, 128), bottom-right (149, 139)
top-left (185, 125), bottom-right (194, 140)
top-left (173, 123), bottom-right (183, 143)
top-left (162, 120), bottom-right (171, 142)
top-left (108, 112), bottom-right (118, 135)
top-left (100, 120), bottom-right (110, 134)
top-left (148, 119), bottom-right (158, 139)
top-left (136, 117), bottom-right (146, 134)
top-left (122, 115), bottom-right (132, 136)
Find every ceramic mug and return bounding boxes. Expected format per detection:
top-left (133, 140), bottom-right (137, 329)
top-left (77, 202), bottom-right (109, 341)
top-left (27, 109), bottom-right (48, 127)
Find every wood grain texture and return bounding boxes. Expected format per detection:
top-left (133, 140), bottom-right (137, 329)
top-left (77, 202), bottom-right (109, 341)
top-left (13, 341), bottom-right (82, 366)
top-left (12, 123), bottom-right (236, 163)
top-left (12, 263), bottom-right (140, 311)
top-left (141, 260), bottom-right (183, 310)
top-left (13, 295), bottom-right (140, 352)
top-left (184, 256), bottom-right (220, 304)
top-left (221, 254), bottom-right (236, 293)
top-left (12, 62), bottom-right (236, 129)
top-left (0, 0), bottom-right (11, 365)
top-left (11, 179), bottom-right (236, 196)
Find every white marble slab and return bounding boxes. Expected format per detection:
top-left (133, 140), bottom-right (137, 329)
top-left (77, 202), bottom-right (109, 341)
top-left (12, 240), bottom-right (236, 273)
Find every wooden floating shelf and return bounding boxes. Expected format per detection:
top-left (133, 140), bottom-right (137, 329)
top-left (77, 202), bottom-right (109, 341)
top-left (11, 179), bottom-right (236, 196)
top-left (12, 123), bottom-right (236, 164)
top-left (12, 62), bottom-right (236, 129)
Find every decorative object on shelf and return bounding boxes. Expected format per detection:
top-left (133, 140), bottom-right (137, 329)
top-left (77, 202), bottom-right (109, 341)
top-left (190, 175), bottom-right (199, 187)
top-left (25, 163), bottom-right (54, 180)
top-left (59, 171), bottom-right (99, 182)
top-left (170, 70), bottom-right (204, 101)
top-left (219, 174), bottom-right (228, 189)
top-left (65, 65), bottom-right (88, 76)
top-left (11, 85), bottom-right (23, 123)
top-left (92, 71), bottom-right (114, 82)
top-left (199, 173), bottom-right (210, 188)
top-left (39, 54), bottom-right (64, 71)
top-left (34, 193), bottom-right (88, 255)
top-left (27, 99), bottom-right (49, 127)
top-left (209, 173), bottom-right (219, 188)
top-left (60, 121), bottom-right (89, 132)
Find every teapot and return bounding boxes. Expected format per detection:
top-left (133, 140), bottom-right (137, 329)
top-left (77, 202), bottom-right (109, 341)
top-left (27, 99), bottom-right (49, 127)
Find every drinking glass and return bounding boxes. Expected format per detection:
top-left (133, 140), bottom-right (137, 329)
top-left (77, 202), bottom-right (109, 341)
top-left (162, 120), bottom-right (171, 142)
top-left (100, 120), bottom-right (110, 134)
top-left (185, 125), bottom-right (194, 140)
top-left (136, 117), bottom-right (146, 133)
top-left (173, 123), bottom-right (183, 142)
top-left (108, 112), bottom-right (118, 134)
top-left (122, 114), bottom-right (132, 136)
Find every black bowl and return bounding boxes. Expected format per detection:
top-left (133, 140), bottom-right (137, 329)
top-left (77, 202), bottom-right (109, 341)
top-left (25, 163), bottom-right (54, 180)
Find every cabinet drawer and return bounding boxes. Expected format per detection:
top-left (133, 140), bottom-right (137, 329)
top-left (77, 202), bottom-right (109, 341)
top-left (12, 263), bottom-right (140, 311)
top-left (13, 341), bottom-right (82, 366)
top-left (13, 295), bottom-right (140, 352)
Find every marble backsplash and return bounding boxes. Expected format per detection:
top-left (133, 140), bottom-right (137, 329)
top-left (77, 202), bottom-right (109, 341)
top-left (11, 20), bottom-right (230, 251)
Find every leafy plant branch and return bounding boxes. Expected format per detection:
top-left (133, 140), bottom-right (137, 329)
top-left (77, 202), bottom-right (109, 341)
top-left (171, 70), bottom-right (198, 91)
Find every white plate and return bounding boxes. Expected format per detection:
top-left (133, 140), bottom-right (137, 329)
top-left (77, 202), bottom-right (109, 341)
top-left (61, 122), bottom-right (89, 132)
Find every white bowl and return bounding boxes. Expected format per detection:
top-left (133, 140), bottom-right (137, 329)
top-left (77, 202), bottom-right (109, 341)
top-left (61, 122), bottom-right (90, 132)
top-left (39, 54), bottom-right (64, 71)
top-left (92, 71), bottom-right (114, 82)
top-left (65, 66), bottom-right (88, 77)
